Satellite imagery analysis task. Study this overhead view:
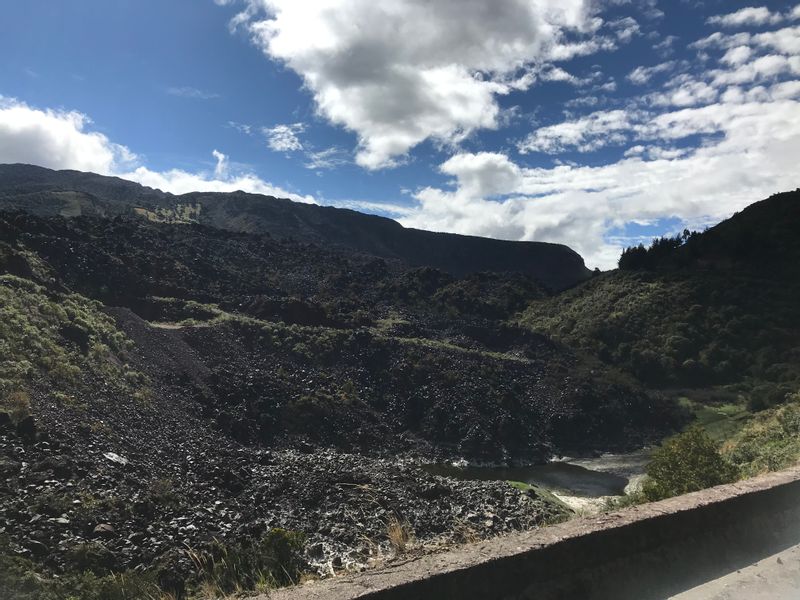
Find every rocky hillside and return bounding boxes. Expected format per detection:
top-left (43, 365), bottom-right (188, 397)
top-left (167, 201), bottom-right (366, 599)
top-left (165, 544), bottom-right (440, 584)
top-left (0, 164), bottom-right (591, 290)
top-left (0, 212), bottom-right (671, 460)
top-left (2, 164), bottom-right (796, 599)
top-left (0, 205), bottom-right (676, 597)
top-left (522, 190), bottom-right (800, 400)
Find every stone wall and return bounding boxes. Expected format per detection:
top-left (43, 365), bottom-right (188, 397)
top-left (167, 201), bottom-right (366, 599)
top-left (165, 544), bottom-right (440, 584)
top-left (266, 466), bottom-right (800, 600)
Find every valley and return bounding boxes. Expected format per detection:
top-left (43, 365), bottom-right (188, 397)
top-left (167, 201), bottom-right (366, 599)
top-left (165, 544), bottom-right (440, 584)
top-left (0, 166), bottom-right (798, 598)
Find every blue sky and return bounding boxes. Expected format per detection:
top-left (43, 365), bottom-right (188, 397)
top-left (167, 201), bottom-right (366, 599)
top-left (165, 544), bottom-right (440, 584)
top-left (1, 0), bottom-right (798, 268)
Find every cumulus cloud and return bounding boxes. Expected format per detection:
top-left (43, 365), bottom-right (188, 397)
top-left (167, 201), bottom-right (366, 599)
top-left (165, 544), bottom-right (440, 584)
top-left (707, 6), bottom-right (784, 28)
top-left (649, 78), bottom-right (718, 107)
top-left (121, 152), bottom-right (316, 203)
top-left (721, 45), bottom-right (754, 66)
top-left (693, 26), bottom-right (800, 55)
top-left (607, 16), bottom-right (641, 42)
top-left (404, 93), bottom-right (800, 269)
top-left (709, 54), bottom-right (800, 87)
top-left (0, 96), bottom-right (315, 202)
top-left (653, 34), bottom-right (679, 56)
top-left (627, 61), bottom-right (679, 84)
top-left (263, 122), bottom-right (305, 152)
top-left (519, 109), bottom-right (635, 153)
top-left (230, 0), bottom-right (622, 169)
top-left (0, 97), bottom-right (135, 173)
top-left (404, 11), bottom-right (800, 270)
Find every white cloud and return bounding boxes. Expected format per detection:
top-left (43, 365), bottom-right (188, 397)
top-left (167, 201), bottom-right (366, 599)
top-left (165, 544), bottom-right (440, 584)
top-left (0, 96), bottom-right (135, 173)
top-left (627, 60), bottom-right (679, 84)
top-left (407, 29), bottom-right (800, 270)
top-left (649, 79), bottom-right (718, 107)
top-left (263, 122), bottom-right (305, 152)
top-left (230, 0), bottom-right (620, 169)
top-left (770, 79), bottom-right (800, 99)
top-left (439, 152), bottom-right (523, 198)
top-left (328, 198), bottom-right (415, 217)
top-left (0, 96), bottom-right (315, 203)
top-left (707, 6), bottom-right (783, 28)
top-left (709, 54), bottom-right (800, 87)
top-left (228, 121), bottom-right (253, 135)
top-left (539, 66), bottom-right (584, 85)
top-left (121, 152), bottom-right (316, 203)
top-left (518, 110), bottom-right (636, 153)
top-left (753, 25), bottom-right (800, 55)
top-left (304, 147), bottom-right (350, 170)
top-left (721, 45), bottom-right (753, 66)
top-left (166, 86), bottom-right (220, 100)
top-left (693, 26), bottom-right (800, 55)
top-left (565, 95), bottom-right (600, 109)
top-left (404, 94), bottom-right (800, 269)
top-left (653, 34), bottom-right (679, 56)
top-left (607, 16), bottom-right (641, 42)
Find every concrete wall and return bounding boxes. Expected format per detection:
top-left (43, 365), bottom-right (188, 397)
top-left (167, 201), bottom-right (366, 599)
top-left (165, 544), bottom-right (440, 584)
top-left (266, 466), bottom-right (800, 600)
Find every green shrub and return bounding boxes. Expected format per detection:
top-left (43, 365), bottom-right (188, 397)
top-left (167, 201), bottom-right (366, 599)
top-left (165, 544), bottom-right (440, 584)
top-left (642, 426), bottom-right (739, 501)
top-left (1, 390), bottom-right (30, 424)
top-left (0, 536), bottom-right (162, 600)
top-left (725, 399), bottom-right (800, 476)
top-left (186, 529), bottom-right (305, 595)
top-left (1, 529), bottom-right (305, 599)
top-left (0, 274), bottom-right (147, 399)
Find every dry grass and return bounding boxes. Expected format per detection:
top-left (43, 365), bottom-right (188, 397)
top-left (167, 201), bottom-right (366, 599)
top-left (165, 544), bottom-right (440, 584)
top-left (386, 515), bottom-right (414, 554)
top-left (450, 519), bottom-right (481, 545)
top-left (2, 390), bottom-right (31, 424)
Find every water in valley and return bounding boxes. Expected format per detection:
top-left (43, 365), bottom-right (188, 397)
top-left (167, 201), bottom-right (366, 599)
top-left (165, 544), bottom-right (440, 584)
top-left (424, 462), bottom-right (628, 497)
top-left (425, 449), bottom-right (653, 512)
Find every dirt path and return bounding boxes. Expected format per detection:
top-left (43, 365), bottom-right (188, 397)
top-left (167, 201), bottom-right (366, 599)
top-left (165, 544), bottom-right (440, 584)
top-left (670, 544), bottom-right (800, 600)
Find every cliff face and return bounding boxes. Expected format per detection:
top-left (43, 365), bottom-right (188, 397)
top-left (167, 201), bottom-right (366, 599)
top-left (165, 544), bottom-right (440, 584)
top-left (0, 164), bottom-right (591, 290)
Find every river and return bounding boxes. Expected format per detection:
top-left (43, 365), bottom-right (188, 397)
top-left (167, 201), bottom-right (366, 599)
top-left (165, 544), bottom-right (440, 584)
top-left (424, 448), bottom-right (652, 513)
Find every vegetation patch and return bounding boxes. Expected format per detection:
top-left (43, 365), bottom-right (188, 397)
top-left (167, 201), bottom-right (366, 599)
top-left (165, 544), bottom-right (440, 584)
top-left (640, 426), bottom-right (739, 501)
top-left (0, 274), bottom-right (146, 398)
top-left (677, 396), bottom-right (751, 442)
top-left (723, 395), bottom-right (800, 477)
top-left (0, 530), bottom-right (305, 600)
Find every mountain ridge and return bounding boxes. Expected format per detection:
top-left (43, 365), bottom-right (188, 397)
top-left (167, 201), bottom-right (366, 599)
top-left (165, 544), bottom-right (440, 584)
top-left (0, 163), bottom-right (591, 290)
top-left (1, 167), bottom-right (799, 598)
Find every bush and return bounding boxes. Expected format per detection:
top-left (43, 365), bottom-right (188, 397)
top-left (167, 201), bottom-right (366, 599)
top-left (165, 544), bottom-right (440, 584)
top-left (0, 536), bottom-right (161, 600)
top-left (642, 426), bottom-right (739, 501)
top-left (186, 529), bottom-right (305, 595)
top-left (1, 529), bottom-right (305, 600)
top-left (725, 399), bottom-right (800, 476)
top-left (1, 390), bottom-right (30, 424)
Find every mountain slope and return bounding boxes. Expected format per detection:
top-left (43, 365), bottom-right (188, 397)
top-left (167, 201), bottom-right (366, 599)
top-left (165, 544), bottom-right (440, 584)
top-left (0, 164), bottom-right (591, 290)
top-left (0, 211), bottom-right (673, 459)
top-left (522, 190), bottom-right (800, 400)
top-left (0, 206), bottom-right (677, 594)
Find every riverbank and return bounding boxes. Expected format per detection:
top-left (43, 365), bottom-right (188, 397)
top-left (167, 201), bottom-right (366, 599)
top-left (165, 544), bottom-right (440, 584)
top-left (265, 465), bottom-right (800, 600)
top-left (424, 448), bottom-right (653, 515)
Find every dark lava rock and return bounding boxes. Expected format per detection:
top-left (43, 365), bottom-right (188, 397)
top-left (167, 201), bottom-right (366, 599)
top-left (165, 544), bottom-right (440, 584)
top-left (16, 415), bottom-right (37, 440)
top-left (0, 457), bottom-right (21, 478)
top-left (25, 539), bottom-right (49, 558)
top-left (92, 523), bottom-right (116, 539)
top-left (66, 541), bottom-right (119, 573)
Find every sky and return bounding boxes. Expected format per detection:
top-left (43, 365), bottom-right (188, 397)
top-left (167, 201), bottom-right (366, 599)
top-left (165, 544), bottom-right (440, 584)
top-left (0, 1), bottom-right (798, 269)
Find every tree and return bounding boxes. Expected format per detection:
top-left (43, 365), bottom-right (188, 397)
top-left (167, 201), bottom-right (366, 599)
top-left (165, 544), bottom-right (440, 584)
top-left (642, 426), bottom-right (739, 501)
